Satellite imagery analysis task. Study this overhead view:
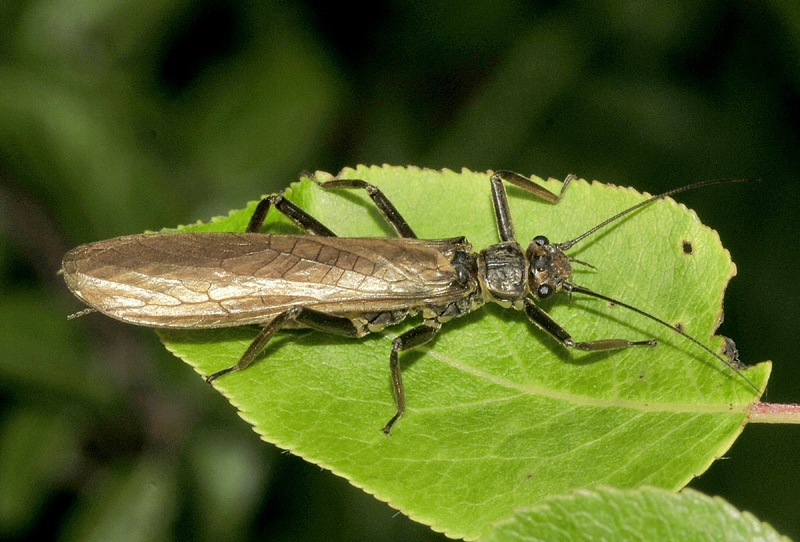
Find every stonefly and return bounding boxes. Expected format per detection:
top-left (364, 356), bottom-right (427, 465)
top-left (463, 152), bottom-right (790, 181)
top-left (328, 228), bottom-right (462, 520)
top-left (62, 171), bottom-right (758, 433)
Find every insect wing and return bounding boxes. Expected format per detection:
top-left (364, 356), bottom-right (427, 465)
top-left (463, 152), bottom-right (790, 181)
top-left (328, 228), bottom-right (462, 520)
top-left (62, 233), bottom-right (473, 328)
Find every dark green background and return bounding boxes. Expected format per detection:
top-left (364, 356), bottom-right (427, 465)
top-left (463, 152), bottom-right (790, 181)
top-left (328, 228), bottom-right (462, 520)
top-left (1, 1), bottom-right (797, 540)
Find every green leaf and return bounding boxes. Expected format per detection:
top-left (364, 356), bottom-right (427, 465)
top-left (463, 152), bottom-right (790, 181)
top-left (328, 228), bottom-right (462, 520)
top-left (158, 165), bottom-right (770, 539)
top-left (481, 486), bottom-right (791, 542)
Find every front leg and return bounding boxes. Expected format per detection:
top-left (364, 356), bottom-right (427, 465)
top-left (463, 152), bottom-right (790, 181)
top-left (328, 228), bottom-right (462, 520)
top-left (490, 171), bottom-right (574, 242)
top-left (523, 298), bottom-right (656, 352)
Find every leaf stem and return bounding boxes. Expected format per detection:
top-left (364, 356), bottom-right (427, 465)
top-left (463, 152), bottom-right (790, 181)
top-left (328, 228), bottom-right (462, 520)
top-left (749, 402), bottom-right (800, 424)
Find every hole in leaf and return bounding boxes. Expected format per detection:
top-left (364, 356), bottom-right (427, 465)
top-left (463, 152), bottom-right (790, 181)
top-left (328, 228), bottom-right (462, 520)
top-left (722, 337), bottom-right (746, 368)
top-left (682, 241), bottom-right (693, 254)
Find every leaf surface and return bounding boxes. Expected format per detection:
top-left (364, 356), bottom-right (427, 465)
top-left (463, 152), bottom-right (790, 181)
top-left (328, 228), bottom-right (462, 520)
top-left (481, 487), bottom-right (791, 542)
top-left (159, 166), bottom-right (770, 539)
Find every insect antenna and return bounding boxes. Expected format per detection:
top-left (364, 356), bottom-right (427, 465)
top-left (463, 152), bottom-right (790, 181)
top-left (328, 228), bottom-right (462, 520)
top-left (563, 281), bottom-right (760, 393)
top-left (558, 179), bottom-right (757, 251)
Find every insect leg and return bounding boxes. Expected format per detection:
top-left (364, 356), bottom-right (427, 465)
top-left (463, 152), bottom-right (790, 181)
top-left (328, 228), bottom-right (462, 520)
top-left (523, 298), bottom-right (656, 352)
top-left (490, 171), bottom-right (574, 243)
top-left (306, 173), bottom-right (417, 238)
top-left (383, 320), bottom-right (442, 434)
top-left (206, 311), bottom-right (293, 382)
top-left (206, 307), bottom-right (369, 383)
top-left (492, 170), bottom-right (573, 204)
top-left (247, 195), bottom-right (336, 236)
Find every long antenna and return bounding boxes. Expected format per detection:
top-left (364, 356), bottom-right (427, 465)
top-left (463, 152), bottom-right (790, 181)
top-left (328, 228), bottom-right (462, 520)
top-left (563, 282), bottom-right (760, 393)
top-left (558, 179), bottom-right (756, 251)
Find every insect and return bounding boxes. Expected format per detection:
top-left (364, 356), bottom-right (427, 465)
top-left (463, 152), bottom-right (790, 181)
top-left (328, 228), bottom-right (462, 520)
top-left (62, 170), bottom-right (758, 433)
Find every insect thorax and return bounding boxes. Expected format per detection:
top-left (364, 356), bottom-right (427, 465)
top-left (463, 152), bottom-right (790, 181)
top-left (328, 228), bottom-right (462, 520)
top-left (477, 241), bottom-right (528, 306)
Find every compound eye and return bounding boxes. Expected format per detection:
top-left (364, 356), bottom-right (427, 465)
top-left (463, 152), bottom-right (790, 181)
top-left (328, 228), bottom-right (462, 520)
top-left (533, 235), bottom-right (549, 246)
top-left (537, 283), bottom-right (554, 299)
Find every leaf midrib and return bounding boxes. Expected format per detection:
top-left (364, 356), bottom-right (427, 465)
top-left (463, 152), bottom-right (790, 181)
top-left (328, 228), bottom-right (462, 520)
top-left (399, 342), bottom-right (751, 415)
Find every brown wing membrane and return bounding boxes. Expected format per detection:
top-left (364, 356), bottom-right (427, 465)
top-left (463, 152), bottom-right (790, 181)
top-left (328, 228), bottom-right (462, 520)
top-left (62, 233), bottom-right (473, 328)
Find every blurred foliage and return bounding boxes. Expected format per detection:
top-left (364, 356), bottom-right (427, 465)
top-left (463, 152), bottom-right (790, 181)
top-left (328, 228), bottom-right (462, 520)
top-left (482, 487), bottom-right (792, 542)
top-left (0, 0), bottom-right (797, 540)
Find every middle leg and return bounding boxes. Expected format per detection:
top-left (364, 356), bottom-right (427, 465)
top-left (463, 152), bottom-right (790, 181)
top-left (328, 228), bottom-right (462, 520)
top-left (382, 319), bottom-right (442, 434)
